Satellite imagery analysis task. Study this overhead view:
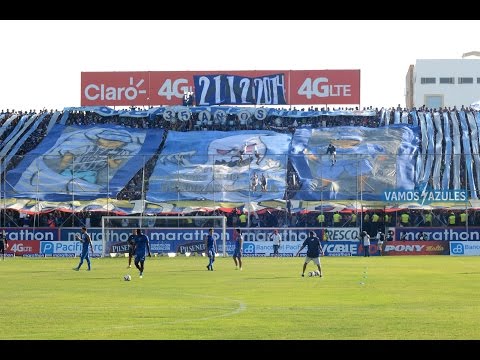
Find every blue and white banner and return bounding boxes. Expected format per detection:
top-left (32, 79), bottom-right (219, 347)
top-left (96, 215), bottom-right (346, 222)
top-left (290, 125), bottom-right (419, 201)
top-left (5, 124), bottom-right (164, 201)
top-left (193, 74), bottom-right (287, 106)
top-left (63, 106), bottom-right (378, 121)
top-left (146, 130), bottom-right (291, 202)
top-left (63, 106), bottom-right (160, 118)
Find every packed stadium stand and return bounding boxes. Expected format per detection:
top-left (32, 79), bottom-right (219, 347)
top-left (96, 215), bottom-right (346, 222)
top-left (1, 105), bottom-right (479, 232)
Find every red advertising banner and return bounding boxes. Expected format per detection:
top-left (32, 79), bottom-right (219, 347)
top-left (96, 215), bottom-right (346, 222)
top-left (383, 241), bottom-right (449, 256)
top-left (81, 70), bottom-right (360, 107)
top-left (6, 240), bottom-right (41, 255)
top-left (81, 71), bottom-right (150, 106)
top-left (289, 70), bottom-right (360, 105)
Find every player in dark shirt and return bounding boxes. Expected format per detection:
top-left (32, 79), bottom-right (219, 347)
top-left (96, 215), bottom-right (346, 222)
top-left (0, 230), bottom-right (8, 260)
top-left (134, 228), bottom-right (151, 278)
top-left (127, 229), bottom-right (136, 268)
top-left (295, 231), bottom-right (324, 277)
top-left (326, 143), bottom-right (336, 165)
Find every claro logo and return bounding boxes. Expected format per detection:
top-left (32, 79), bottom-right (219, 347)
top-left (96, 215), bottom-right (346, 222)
top-left (84, 77), bottom-right (147, 101)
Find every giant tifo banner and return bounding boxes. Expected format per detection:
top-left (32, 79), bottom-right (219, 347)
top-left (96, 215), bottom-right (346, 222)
top-left (81, 70), bottom-right (360, 106)
top-left (290, 126), bottom-right (419, 201)
top-left (5, 124), bottom-right (164, 201)
top-left (147, 130), bottom-right (291, 202)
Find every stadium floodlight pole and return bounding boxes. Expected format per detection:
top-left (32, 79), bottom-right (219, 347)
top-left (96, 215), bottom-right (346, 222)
top-left (176, 156), bottom-right (180, 228)
top-left (0, 160), bottom-right (2, 228)
top-left (355, 154), bottom-right (358, 227)
top-left (320, 151), bottom-right (323, 227)
top-left (247, 167), bottom-right (251, 229)
top-left (285, 153), bottom-right (289, 226)
top-left (358, 155), bottom-right (363, 232)
top-left (141, 155), bottom-right (146, 222)
top-left (213, 154), bottom-right (216, 216)
top-left (107, 156), bottom-right (110, 218)
top-left (465, 159), bottom-right (468, 232)
top-left (71, 157), bottom-right (76, 227)
top-left (34, 168), bottom-right (40, 229)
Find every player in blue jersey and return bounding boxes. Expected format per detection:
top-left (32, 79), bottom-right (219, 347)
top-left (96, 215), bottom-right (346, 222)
top-left (295, 231), bottom-right (324, 277)
top-left (134, 228), bottom-right (151, 278)
top-left (233, 228), bottom-right (243, 270)
top-left (73, 226), bottom-right (93, 271)
top-left (205, 228), bottom-right (217, 271)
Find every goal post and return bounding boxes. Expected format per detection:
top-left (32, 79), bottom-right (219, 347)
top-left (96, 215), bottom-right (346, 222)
top-left (100, 215), bottom-right (227, 258)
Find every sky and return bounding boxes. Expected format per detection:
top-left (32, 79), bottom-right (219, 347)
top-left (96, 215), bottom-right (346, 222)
top-left (1, 20), bottom-right (479, 111)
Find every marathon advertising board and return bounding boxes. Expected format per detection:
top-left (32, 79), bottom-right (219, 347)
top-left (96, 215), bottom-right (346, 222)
top-left (81, 70), bottom-right (360, 107)
top-left (449, 241), bottom-right (480, 256)
top-left (57, 228), bottom-right (98, 242)
top-left (394, 227), bottom-right (480, 241)
top-left (5, 228), bottom-right (59, 241)
top-left (383, 241), bottom-right (449, 256)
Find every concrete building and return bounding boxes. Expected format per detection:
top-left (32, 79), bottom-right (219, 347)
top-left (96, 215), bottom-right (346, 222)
top-left (405, 54), bottom-right (480, 109)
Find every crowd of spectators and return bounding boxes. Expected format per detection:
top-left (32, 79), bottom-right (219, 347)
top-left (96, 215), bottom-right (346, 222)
top-left (1, 104), bottom-right (480, 229)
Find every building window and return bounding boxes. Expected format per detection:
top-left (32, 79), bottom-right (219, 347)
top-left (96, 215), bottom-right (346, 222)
top-left (421, 77), bottom-right (436, 84)
top-left (439, 77), bottom-right (455, 84)
top-left (458, 77), bottom-right (473, 84)
top-left (425, 95), bottom-right (443, 109)
top-left (477, 77), bottom-right (480, 84)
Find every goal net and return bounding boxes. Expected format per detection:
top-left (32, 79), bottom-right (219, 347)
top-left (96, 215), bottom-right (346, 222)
top-left (100, 215), bottom-right (227, 258)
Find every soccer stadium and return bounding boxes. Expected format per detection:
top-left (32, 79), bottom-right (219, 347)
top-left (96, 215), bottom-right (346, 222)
top-left (2, 30), bottom-right (480, 340)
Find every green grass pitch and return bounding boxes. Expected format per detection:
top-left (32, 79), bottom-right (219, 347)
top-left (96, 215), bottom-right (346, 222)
top-left (1, 255), bottom-right (480, 340)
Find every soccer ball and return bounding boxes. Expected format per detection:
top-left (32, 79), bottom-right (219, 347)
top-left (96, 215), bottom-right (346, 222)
top-left (124, 274), bottom-right (132, 281)
top-left (308, 271), bottom-right (315, 277)
top-left (314, 270), bottom-right (320, 276)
